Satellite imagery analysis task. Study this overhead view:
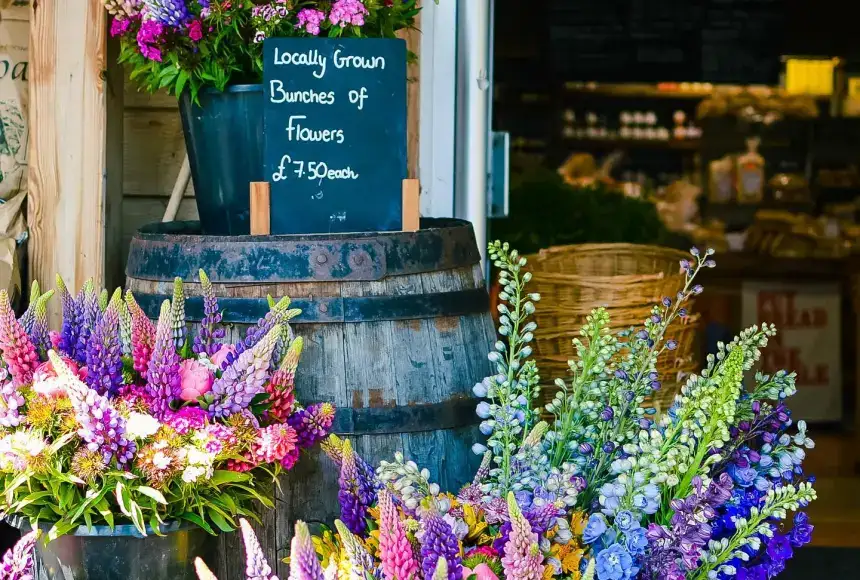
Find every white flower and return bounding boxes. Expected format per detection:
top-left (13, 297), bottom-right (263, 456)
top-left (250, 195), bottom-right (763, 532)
top-left (181, 463), bottom-right (212, 483)
top-left (180, 445), bottom-right (215, 467)
top-left (196, 355), bottom-right (219, 373)
top-left (152, 451), bottom-right (172, 470)
top-left (126, 412), bottom-right (161, 440)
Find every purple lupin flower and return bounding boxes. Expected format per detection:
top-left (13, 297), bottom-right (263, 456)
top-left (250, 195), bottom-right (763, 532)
top-left (240, 519), bottom-right (279, 580)
top-left (0, 530), bottom-right (37, 580)
top-left (86, 307), bottom-right (124, 397)
top-left (145, 300), bottom-right (182, 418)
top-left (224, 298), bottom-right (296, 369)
top-left (193, 270), bottom-right (224, 356)
top-left (419, 513), bottom-right (463, 580)
top-left (55, 275), bottom-right (81, 361)
top-left (143, 0), bottom-right (190, 26)
top-left (0, 367), bottom-right (23, 428)
top-left (288, 521), bottom-right (323, 580)
top-left (73, 281), bottom-right (101, 366)
top-left (49, 351), bottom-right (137, 466)
top-left (208, 326), bottom-right (279, 419)
top-left (338, 439), bottom-right (373, 535)
top-left (30, 291), bottom-right (54, 357)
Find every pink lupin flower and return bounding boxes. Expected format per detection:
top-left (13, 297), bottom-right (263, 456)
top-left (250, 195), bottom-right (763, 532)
top-left (0, 290), bottom-right (39, 387)
top-left (265, 337), bottom-right (301, 423)
top-left (501, 493), bottom-right (545, 580)
top-left (127, 291), bottom-right (156, 374)
top-left (288, 520), bottom-right (324, 580)
top-left (378, 489), bottom-right (419, 580)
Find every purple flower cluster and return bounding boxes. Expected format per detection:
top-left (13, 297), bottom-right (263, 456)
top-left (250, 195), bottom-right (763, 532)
top-left (644, 474), bottom-right (733, 579)
top-left (338, 442), bottom-right (376, 535)
top-left (419, 514), bottom-right (463, 580)
top-left (143, 0), bottom-right (190, 26)
top-left (0, 367), bottom-right (23, 428)
top-left (0, 530), bottom-right (36, 580)
top-left (208, 328), bottom-right (278, 419)
top-left (296, 8), bottom-right (325, 35)
top-left (137, 18), bottom-right (164, 62)
top-left (145, 302), bottom-right (182, 418)
top-left (329, 0), bottom-right (368, 27)
top-left (56, 354), bottom-right (137, 466)
top-left (86, 308), bottom-right (124, 397)
top-left (193, 272), bottom-right (224, 356)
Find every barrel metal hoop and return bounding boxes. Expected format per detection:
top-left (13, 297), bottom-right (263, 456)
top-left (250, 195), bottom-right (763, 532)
top-left (134, 288), bottom-right (489, 324)
top-left (125, 218), bottom-right (480, 283)
top-left (331, 397), bottom-right (480, 435)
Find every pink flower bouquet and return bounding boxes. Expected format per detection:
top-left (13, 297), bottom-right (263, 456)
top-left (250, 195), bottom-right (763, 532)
top-left (104, 0), bottom-right (425, 102)
top-left (0, 271), bottom-right (333, 540)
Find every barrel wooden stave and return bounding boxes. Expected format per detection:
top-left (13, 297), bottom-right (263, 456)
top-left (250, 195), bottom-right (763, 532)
top-left (125, 222), bottom-right (494, 578)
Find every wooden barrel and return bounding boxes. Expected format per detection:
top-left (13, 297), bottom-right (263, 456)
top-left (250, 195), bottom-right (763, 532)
top-left (125, 218), bottom-right (494, 577)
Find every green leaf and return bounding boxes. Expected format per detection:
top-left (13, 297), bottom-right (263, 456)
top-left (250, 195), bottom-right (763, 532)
top-left (115, 481), bottom-right (133, 518)
top-left (179, 511), bottom-right (216, 535)
top-left (210, 470), bottom-right (251, 485)
top-left (206, 507), bottom-right (234, 533)
top-left (130, 501), bottom-right (147, 536)
top-left (136, 486), bottom-right (168, 505)
top-left (47, 521), bottom-right (78, 542)
top-left (149, 514), bottom-right (166, 537)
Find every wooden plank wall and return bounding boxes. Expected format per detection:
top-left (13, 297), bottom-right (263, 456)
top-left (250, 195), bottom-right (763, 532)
top-left (28, 0), bottom-right (124, 325)
top-left (121, 84), bottom-right (197, 264)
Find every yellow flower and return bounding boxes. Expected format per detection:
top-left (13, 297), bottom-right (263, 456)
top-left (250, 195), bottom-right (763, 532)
top-left (570, 512), bottom-right (588, 537)
top-left (561, 547), bottom-right (584, 575)
top-left (366, 530), bottom-right (380, 559)
top-left (312, 529), bottom-right (342, 569)
top-left (463, 503), bottom-right (489, 542)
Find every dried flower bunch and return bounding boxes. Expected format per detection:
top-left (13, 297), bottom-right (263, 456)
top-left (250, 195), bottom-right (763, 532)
top-left (261, 243), bottom-right (816, 580)
top-left (0, 272), bottom-right (333, 540)
top-left (103, 0), bottom-right (426, 102)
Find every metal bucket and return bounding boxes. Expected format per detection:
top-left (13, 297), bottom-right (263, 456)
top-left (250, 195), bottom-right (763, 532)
top-left (179, 84), bottom-right (264, 236)
top-left (16, 520), bottom-right (218, 580)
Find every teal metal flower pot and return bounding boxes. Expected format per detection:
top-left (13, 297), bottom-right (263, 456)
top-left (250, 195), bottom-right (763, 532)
top-left (179, 84), bottom-right (264, 235)
top-left (15, 520), bottom-right (218, 580)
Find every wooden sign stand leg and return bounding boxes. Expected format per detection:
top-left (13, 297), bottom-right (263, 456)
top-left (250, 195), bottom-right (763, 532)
top-left (250, 182), bottom-right (271, 235)
top-left (402, 178), bottom-right (420, 233)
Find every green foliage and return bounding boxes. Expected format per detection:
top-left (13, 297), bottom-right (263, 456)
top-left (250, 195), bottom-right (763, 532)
top-left (0, 432), bottom-right (276, 538)
top-left (489, 168), bottom-right (686, 255)
top-left (114, 1), bottom-right (427, 104)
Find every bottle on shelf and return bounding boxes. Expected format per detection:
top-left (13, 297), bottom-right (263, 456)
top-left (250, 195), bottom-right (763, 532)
top-left (736, 136), bottom-right (765, 204)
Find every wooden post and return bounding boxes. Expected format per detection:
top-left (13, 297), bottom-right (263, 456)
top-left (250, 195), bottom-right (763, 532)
top-left (250, 182), bottom-right (271, 235)
top-left (400, 14), bottom-right (420, 180)
top-left (402, 179), bottom-right (420, 232)
top-left (28, 0), bottom-right (121, 324)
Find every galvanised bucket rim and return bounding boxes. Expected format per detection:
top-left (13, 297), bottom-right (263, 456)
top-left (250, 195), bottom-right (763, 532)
top-left (7, 516), bottom-right (202, 539)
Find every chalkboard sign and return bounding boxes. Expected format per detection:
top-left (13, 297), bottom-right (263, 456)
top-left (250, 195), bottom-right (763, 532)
top-left (263, 38), bottom-right (407, 234)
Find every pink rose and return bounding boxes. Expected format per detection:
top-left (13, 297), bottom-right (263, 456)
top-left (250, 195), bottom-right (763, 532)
top-left (178, 359), bottom-right (214, 402)
top-left (210, 344), bottom-right (235, 368)
top-left (462, 564), bottom-right (499, 580)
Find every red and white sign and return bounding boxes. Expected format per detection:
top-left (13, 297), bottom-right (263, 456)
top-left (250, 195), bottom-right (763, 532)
top-left (741, 281), bottom-right (842, 422)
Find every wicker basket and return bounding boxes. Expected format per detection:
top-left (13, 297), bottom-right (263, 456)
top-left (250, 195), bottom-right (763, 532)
top-left (524, 243), bottom-right (701, 410)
